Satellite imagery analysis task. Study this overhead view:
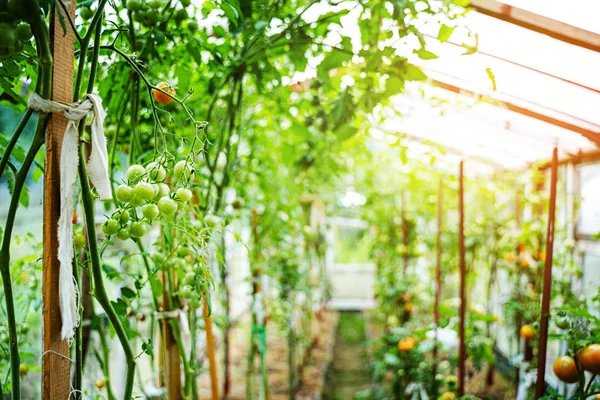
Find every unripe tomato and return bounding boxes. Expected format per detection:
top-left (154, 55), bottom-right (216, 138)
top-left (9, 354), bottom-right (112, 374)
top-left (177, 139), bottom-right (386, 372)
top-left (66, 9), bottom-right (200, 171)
top-left (126, 0), bottom-right (142, 11)
top-left (95, 379), bottom-right (106, 389)
top-left (116, 184), bottom-right (134, 202)
top-left (439, 393), bottom-right (455, 400)
top-left (19, 364), bottom-right (29, 376)
top-left (205, 214), bottom-right (221, 227)
top-left (0, 23), bottom-right (16, 47)
top-left (520, 324), bottom-right (535, 340)
top-left (175, 9), bottom-right (188, 23)
top-left (117, 228), bottom-right (130, 240)
top-left (129, 195), bottom-right (145, 207)
top-left (153, 82), bottom-right (176, 104)
top-left (102, 219), bottom-right (119, 235)
top-left (189, 297), bottom-right (202, 309)
top-left (15, 23), bottom-right (32, 41)
top-left (74, 233), bottom-right (86, 247)
top-left (157, 197), bottom-right (178, 216)
top-left (146, 162), bottom-right (166, 181)
top-left (150, 0), bottom-right (162, 9)
top-left (126, 164), bottom-right (146, 182)
top-left (578, 344), bottom-right (600, 374)
top-left (145, 10), bottom-right (160, 25)
top-left (129, 221), bottom-right (149, 238)
top-left (554, 315), bottom-right (570, 330)
top-left (155, 183), bottom-right (170, 199)
top-left (175, 188), bottom-right (193, 203)
top-left (114, 209), bottom-right (130, 224)
top-left (232, 197), bottom-right (245, 210)
top-left (173, 160), bottom-right (192, 180)
top-left (182, 272), bottom-right (196, 285)
top-left (80, 7), bottom-right (94, 20)
top-left (188, 21), bottom-right (198, 32)
top-left (142, 204), bottom-right (160, 220)
top-left (179, 285), bottom-right (193, 299)
top-left (134, 182), bottom-right (155, 200)
top-left (553, 356), bottom-right (579, 383)
top-left (180, 0), bottom-right (191, 6)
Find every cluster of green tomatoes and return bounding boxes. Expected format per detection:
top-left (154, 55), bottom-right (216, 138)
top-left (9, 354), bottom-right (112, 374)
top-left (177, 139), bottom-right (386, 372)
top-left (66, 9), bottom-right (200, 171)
top-left (101, 160), bottom-right (194, 241)
top-left (0, 16), bottom-right (32, 58)
top-left (124, 0), bottom-right (198, 32)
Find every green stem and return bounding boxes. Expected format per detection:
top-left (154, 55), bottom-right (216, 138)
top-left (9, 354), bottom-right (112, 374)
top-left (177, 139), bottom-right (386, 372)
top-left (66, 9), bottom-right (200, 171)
top-left (73, 258), bottom-right (83, 399)
top-left (78, 145), bottom-right (136, 400)
top-left (0, 125), bottom-right (44, 400)
top-left (0, 108), bottom-right (34, 181)
top-left (96, 314), bottom-right (117, 400)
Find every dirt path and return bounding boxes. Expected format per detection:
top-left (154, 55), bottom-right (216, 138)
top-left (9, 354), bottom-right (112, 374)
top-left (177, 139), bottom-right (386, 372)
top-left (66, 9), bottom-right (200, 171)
top-left (322, 312), bottom-right (371, 400)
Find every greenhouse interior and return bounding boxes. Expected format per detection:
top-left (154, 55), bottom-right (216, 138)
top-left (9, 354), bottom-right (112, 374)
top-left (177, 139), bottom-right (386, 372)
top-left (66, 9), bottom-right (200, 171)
top-left (1, 0), bottom-right (600, 399)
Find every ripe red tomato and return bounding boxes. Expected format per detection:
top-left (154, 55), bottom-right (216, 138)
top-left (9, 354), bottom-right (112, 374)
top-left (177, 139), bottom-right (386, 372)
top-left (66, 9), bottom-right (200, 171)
top-left (553, 356), bottom-right (579, 383)
top-left (578, 344), bottom-right (600, 374)
top-left (153, 82), bottom-right (175, 104)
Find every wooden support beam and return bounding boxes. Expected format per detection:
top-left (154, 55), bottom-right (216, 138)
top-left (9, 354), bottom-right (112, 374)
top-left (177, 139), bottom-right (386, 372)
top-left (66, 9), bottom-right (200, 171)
top-left (42, 2), bottom-right (76, 398)
top-left (535, 147), bottom-right (559, 398)
top-left (204, 300), bottom-right (220, 400)
top-left (431, 77), bottom-right (600, 146)
top-left (433, 178), bottom-right (443, 378)
top-left (469, 0), bottom-right (600, 53)
top-left (458, 161), bottom-right (466, 397)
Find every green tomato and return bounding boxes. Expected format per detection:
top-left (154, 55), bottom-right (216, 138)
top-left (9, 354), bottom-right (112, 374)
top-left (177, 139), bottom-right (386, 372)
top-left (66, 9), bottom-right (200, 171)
top-left (150, 0), bottom-right (162, 9)
top-left (175, 9), bottom-right (188, 23)
top-left (232, 197), bottom-right (245, 210)
top-left (155, 183), bottom-right (170, 199)
top-left (80, 7), bottom-right (94, 20)
top-left (157, 197), bottom-right (178, 216)
top-left (182, 272), bottom-right (195, 285)
top-left (102, 218), bottom-right (119, 235)
top-left (74, 233), bottom-right (86, 248)
top-left (180, 0), bottom-right (191, 6)
top-left (171, 257), bottom-right (186, 270)
top-left (15, 23), bottom-right (32, 41)
top-left (152, 252), bottom-right (166, 265)
top-left (189, 297), bottom-right (202, 309)
top-left (145, 9), bottom-right (160, 25)
top-left (179, 285), bottom-right (193, 299)
top-left (20, 323), bottom-right (29, 334)
top-left (117, 227), bottom-right (130, 241)
top-left (116, 184), bottom-right (134, 202)
top-left (175, 188), bottom-right (193, 203)
top-left (126, 164), bottom-right (146, 182)
top-left (146, 162), bottom-right (166, 181)
top-left (130, 221), bottom-right (149, 238)
top-left (129, 195), bottom-right (145, 207)
top-left (134, 182), bottom-right (155, 200)
top-left (188, 21), bottom-right (198, 32)
top-left (178, 247), bottom-right (193, 257)
top-left (174, 160), bottom-right (192, 180)
top-left (126, 0), bottom-right (142, 11)
top-left (205, 214), bottom-right (221, 227)
top-left (554, 315), bottom-right (570, 330)
top-left (114, 209), bottom-right (130, 224)
top-left (142, 204), bottom-right (160, 220)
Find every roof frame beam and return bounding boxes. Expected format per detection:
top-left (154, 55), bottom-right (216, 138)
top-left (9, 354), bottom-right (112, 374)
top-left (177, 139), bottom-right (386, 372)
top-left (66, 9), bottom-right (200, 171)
top-left (469, 0), bottom-right (600, 53)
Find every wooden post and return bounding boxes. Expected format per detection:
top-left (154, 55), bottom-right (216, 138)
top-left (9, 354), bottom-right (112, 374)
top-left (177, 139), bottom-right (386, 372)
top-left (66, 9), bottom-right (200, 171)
top-left (161, 269), bottom-right (183, 399)
top-left (204, 300), bottom-right (220, 400)
top-left (433, 178), bottom-right (443, 378)
top-left (458, 161), bottom-right (466, 397)
top-left (42, 2), bottom-right (76, 398)
top-left (535, 148), bottom-right (559, 398)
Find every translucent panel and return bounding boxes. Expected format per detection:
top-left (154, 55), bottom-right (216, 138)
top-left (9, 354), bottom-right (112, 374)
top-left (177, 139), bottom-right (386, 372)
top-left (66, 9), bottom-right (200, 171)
top-left (499, 0), bottom-right (600, 34)
top-left (411, 39), bottom-right (600, 126)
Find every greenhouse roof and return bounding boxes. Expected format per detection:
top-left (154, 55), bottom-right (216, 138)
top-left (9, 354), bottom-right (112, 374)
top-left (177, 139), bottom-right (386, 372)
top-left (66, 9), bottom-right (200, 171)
top-left (391, 0), bottom-right (600, 171)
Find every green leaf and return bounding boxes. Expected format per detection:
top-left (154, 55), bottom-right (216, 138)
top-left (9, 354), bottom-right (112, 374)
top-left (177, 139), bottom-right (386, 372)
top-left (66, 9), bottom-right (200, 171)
top-left (150, 275), bottom-right (163, 298)
top-left (121, 287), bottom-right (136, 299)
top-left (142, 338), bottom-right (154, 358)
top-left (414, 48), bottom-right (438, 60)
top-left (335, 125), bottom-right (358, 142)
top-left (437, 24), bottom-right (455, 43)
top-left (404, 64), bottom-right (427, 81)
top-left (485, 67), bottom-right (497, 90)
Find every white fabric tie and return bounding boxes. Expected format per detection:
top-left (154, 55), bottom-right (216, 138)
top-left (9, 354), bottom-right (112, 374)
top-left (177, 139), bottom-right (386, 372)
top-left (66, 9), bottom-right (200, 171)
top-left (29, 92), bottom-right (112, 340)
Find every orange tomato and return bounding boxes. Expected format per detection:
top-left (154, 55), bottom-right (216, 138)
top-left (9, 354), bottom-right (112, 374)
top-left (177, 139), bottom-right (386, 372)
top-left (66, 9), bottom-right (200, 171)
top-left (404, 303), bottom-right (414, 313)
top-left (553, 356), bottom-right (579, 383)
top-left (402, 293), bottom-right (413, 303)
top-left (72, 211), bottom-right (78, 224)
top-left (520, 324), bottom-right (535, 340)
top-left (153, 82), bottom-right (175, 104)
top-left (518, 258), bottom-right (530, 268)
top-left (504, 253), bottom-right (516, 262)
top-left (398, 337), bottom-right (417, 352)
top-left (578, 344), bottom-right (600, 374)
top-left (518, 243), bottom-right (527, 253)
top-left (537, 251), bottom-right (546, 261)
